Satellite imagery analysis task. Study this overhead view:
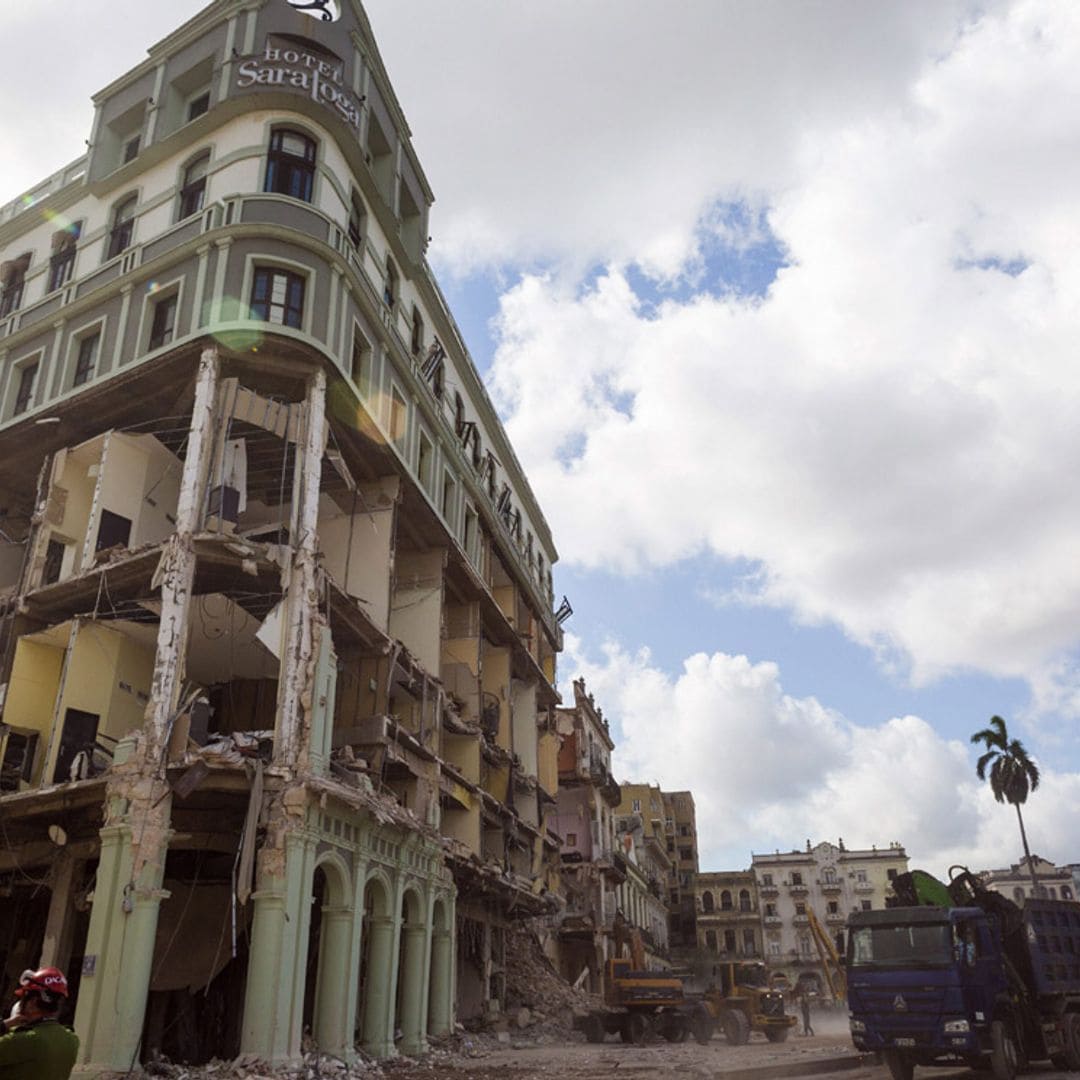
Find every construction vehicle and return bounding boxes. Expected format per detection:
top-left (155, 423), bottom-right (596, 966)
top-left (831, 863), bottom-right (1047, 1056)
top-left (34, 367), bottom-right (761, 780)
top-left (847, 865), bottom-right (1080, 1080)
top-left (574, 927), bottom-right (716, 1045)
top-left (806, 905), bottom-right (847, 1002)
top-left (701, 960), bottom-right (797, 1044)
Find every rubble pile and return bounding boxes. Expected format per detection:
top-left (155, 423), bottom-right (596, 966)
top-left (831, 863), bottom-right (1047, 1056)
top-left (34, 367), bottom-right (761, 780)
top-left (500, 926), bottom-right (601, 1040)
top-left (135, 1051), bottom-right (385, 1080)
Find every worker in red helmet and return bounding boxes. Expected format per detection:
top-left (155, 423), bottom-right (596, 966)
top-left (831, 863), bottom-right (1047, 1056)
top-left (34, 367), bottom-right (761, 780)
top-left (0, 967), bottom-right (79, 1079)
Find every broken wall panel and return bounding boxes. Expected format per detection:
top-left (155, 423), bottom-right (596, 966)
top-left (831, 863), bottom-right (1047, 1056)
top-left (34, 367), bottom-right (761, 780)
top-left (388, 550), bottom-right (445, 674)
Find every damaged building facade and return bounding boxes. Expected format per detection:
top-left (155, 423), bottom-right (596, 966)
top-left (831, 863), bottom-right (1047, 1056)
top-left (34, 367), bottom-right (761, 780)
top-left (0, 0), bottom-right (562, 1072)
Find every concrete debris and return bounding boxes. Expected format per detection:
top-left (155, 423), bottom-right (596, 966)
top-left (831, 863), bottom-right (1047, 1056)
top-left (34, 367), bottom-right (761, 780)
top-left (136, 1049), bottom-right (385, 1078)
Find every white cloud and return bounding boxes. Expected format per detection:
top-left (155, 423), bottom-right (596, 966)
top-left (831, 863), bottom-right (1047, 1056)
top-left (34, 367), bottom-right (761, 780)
top-left (478, 1), bottom-right (1080, 703)
top-left (565, 635), bottom-right (1080, 876)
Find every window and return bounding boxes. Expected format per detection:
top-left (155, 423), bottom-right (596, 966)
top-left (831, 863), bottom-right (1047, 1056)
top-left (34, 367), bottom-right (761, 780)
top-left (823, 867), bottom-right (837, 883)
top-left (761, 873), bottom-right (773, 887)
top-left (250, 267), bottom-right (305, 329)
top-left (383, 257), bottom-right (398, 308)
top-left (187, 91), bottom-right (211, 122)
top-left (861, 899), bottom-right (872, 911)
top-left (106, 195), bottom-right (137, 260)
top-left (417, 430), bottom-right (434, 492)
top-left (702, 891), bottom-right (715, 914)
top-left (723, 930), bottom-right (736, 952)
top-left (705, 930), bottom-right (717, 952)
top-left (265, 128), bottom-right (316, 201)
top-left (351, 327), bottom-right (374, 397)
top-left (149, 294), bottom-right (178, 349)
top-left (48, 223), bottom-right (81, 292)
top-left (1064, 886), bottom-right (1073, 900)
top-left (566, 832), bottom-right (577, 847)
top-left (441, 471), bottom-right (457, 525)
top-left (765, 903), bottom-right (777, 917)
top-left (73, 332), bottom-right (100, 387)
top-left (795, 902), bottom-right (806, 915)
top-left (743, 929), bottom-right (756, 955)
top-left (679, 824), bottom-right (690, 837)
top-left (887, 868), bottom-right (898, 881)
top-left (769, 940), bottom-right (781, 956)
top-left (348, 190), bottom-right (366, 247)
top-left (389, 387), bottom-right (407, 449)
top-left (179, 153), bottom-right (209, 219)
top-left (631, 799), bottom-right (641, 813)
top-left (720, 890), bottom-right (733, 911)
top-left (791, 872), bottom-right (803, 886)
top-left (0, 254), bottom-right (30, 320)
top-left (122, 135), bottom-right (141, 164)
top-left (827, 900), bottom-right (839, 915)
top-left (411, 305), bottom-right (424, 357)
top-left (463, 504), bottom-right (478, 559)
top-left (739, 888), bottom-right (751, 912)
top-left (1013, 887), bottom-right (1025, 902)
top-left (13, 363), bottom-right (37, 416)
top-left (856, 870), bottom-right (868, 883)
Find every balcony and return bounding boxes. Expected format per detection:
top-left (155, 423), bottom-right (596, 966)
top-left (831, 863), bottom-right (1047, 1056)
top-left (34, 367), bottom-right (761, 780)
top-left (792, 914), bottom-right (809, 926)
top-left (763, 915), bottom-right (782, 926)
top-left (818, 878), bottom-right (842, 893)
top-left (788, 882), bottom-right (809, 896)
top-left (758, 883), bottom-right (779, 897)
top-left (826, 911), bottom-right (846, 925)
top-left (854, 880), bottom-right (874, 893)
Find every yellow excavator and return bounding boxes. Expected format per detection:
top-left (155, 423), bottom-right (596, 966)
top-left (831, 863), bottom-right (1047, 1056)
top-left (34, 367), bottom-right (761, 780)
top-left (806, 907), bottom-right (847, 1002)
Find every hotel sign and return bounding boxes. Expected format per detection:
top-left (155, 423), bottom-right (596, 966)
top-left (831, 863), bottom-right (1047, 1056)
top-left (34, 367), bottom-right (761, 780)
top-left (237, 42), bottom-right (362, 131)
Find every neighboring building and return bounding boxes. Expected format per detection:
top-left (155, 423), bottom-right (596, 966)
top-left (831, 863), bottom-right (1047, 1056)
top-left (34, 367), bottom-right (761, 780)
top-left (981, 856), bottom-right (1076, 904)
top-left (614, 809), bottom-right (672, 967)
top-left (664, 790), bottom-right (700, 948)
top-left (752, 840), bottom-right (908, 992)
top-left (696, 870), bottom-right (761, 960)
top-left (0, 0), bottom-right (562, 1071)
top-left (552, 678), bottom-right (624, 991)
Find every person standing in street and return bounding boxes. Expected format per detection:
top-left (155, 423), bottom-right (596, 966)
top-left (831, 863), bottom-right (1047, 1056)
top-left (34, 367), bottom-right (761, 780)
top-left (800, 990), bottom-right (815, 1037)
top-left (0, 967), bottom-right (79, 1079)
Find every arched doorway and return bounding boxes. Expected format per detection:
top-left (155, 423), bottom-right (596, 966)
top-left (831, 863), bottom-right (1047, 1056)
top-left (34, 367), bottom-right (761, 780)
top-left (427, 897), bottom-right (452, 1038)
top-left (395, 888), bottom-right (427, 1054)
top-left (359, 875), bottom-right (394, 1057)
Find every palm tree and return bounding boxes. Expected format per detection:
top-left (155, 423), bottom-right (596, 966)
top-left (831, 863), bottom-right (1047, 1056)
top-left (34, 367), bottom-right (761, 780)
top-left (971, 715), bottom-right (1041, 896)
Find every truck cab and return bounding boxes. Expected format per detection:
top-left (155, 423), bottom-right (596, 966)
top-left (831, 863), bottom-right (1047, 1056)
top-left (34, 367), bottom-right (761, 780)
top-left (847, 906), bottom-right (1010, 1077)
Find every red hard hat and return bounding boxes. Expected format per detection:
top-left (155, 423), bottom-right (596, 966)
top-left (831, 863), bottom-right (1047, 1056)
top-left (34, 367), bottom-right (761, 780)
top-left (16, 967), bottom-right (69, 1000)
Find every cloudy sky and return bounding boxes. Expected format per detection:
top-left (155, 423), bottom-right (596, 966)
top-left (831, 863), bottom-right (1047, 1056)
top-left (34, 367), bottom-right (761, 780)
top-left (4, 0), bottom-right (1080, 878)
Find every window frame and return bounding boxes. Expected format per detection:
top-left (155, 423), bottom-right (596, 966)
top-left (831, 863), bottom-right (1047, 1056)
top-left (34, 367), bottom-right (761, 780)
top-left (0, 254), bottom-right (31, 320)
top-left (11, 358), bottom-right (39, 417)
top-left (250, 265), bottom-right (307, 330)
top-left (264, 126), bottom-right (317, 203)
top-left (48, 223), bottom-right (82, 293)
top-left (178, 151), bottom-right (211, 220)
top-left (149, 292), bottom-right (179, 350)
top-left (72, 331), bottom-right (101, 388)
top-left (106, 195), bottom-right (137, 261)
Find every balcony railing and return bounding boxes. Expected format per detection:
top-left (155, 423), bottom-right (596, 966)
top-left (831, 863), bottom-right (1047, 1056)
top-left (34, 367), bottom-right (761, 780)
top-left (788, 882), bottom-right (809, 895)
top-left (854, 880), bottom-right (874, 893)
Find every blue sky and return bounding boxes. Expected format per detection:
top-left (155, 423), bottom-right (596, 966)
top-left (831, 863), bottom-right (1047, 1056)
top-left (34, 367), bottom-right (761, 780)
top-left (4, 0), bottom-right (1080, 877)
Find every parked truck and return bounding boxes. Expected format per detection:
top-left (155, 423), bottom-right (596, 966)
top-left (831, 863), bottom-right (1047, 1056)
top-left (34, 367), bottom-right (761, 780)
top-left (703, 960), bottom-right (797, 1044)
top-left (847, 866), bottom-right (1080, 1079)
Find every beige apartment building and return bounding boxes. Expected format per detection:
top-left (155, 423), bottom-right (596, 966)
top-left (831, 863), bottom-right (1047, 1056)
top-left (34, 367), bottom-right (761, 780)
top-left (752, 840), bottom-right (908, 992)
top-left (695, 870), bottom-right (762, 960)
top-left (0, 0), bottom-right (563, 1071)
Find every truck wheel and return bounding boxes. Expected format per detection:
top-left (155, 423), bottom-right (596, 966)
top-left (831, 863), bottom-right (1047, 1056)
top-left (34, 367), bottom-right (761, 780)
top-left (765, 1026), bottom-right (789, 1043)
top-left (691, 1011), bottom-right (715, 1045)
top-left (661, 1015), bottom-right (688, 1043)
top-left (883, 1050), bottom-right (914, 1080)
top-left (989, 1019), bottom-right (1018, 1080)
top-left (1062, 1012), bottom-right (1080, 1069)
top-left (621, 1012), bottom-right (650, 1045)
top-left (722, 1010), bottom-right (751, 1046)
top-left (583, 1015), bottom-right (605, 1044)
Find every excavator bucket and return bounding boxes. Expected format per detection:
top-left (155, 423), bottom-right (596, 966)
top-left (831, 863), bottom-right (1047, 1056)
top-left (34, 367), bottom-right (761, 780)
top-left (891, 869), bottom-right (954, 908)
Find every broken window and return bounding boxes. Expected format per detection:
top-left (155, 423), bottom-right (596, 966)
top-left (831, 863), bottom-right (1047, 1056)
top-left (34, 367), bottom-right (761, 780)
top-left (0, 253), bottom-right (31, 319)
top-left (53, 707), bottom-right (100, 783)
top-left (95, 508), bottom-right (133, 553)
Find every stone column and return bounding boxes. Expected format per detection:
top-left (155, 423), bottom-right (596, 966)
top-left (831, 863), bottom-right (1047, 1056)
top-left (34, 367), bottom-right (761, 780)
top-left (313, 904), bottom-right (354, 1057)
top-left (397, 923), bottom-right (428, 1055)
top-left (427, 925), bottom-right (454, 1038)
top-left (275, 370), bottom-right (327, 767)
top-left (39, 853), bottom-right (79, 972)
top-left (360, 916), bottom-right (395, 1057)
